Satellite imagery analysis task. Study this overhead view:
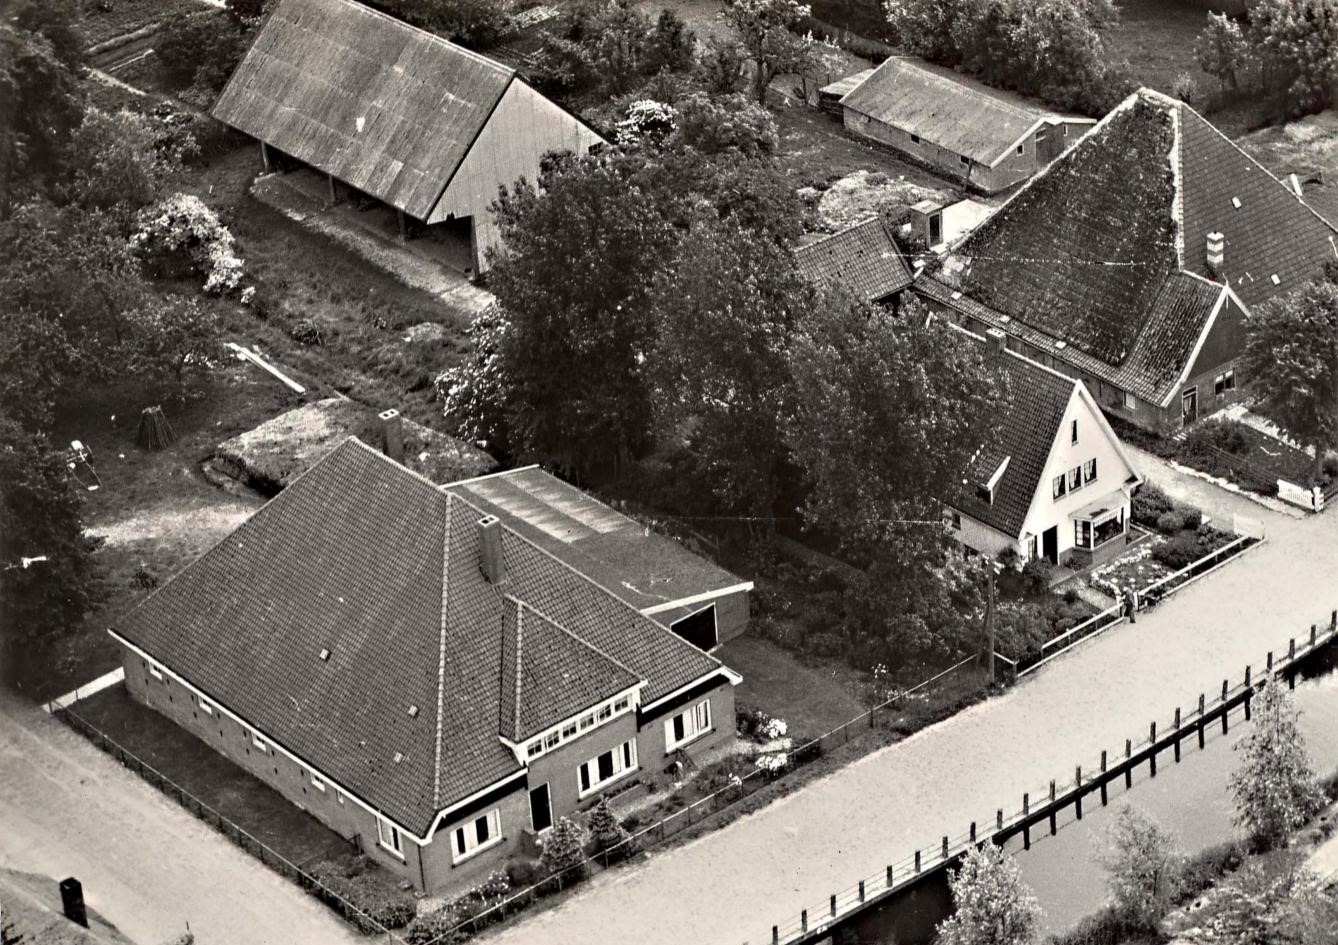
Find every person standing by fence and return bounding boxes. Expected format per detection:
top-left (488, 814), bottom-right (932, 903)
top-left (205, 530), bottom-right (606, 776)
top-left (1123, 586), bottom-right (1137, 623)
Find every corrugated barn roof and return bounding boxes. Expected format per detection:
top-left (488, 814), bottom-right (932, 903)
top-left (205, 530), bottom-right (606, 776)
top-left (213, 0), bottom-right (515, 220)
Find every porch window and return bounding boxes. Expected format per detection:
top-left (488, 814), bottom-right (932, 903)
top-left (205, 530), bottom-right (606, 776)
top-left (1073, 504), bottom-right (1126, 550)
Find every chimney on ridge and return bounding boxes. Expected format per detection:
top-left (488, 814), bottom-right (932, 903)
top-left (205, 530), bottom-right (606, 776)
top-left (378, 408), bottom-right (404, 464)
top-left (985, 327), bottom-right (1008, 360)
top-left (1206, 232), bottom-right (1226, 276)
top-left (479, 516), bottom-right (504, 585)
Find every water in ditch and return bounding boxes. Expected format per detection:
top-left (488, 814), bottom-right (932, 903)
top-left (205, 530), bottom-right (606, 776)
top-left (833, 647), bottom-right (1338, 945)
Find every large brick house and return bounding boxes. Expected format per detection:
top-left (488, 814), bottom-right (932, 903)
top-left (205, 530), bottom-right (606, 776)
top-left (946, 327), bottom-right (1143, 568)
top-left (212, 0), bottom-right (603, 274)
top-left (917, 88), bottom-right (1338, 434)
top-left (110, 439), bottom-right (742, 893)
top-left (837, 57), bottom-right (1095, 194)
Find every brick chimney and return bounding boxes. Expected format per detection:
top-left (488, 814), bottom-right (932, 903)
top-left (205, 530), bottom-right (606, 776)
top-left (478, 516), bottom-right (504, 585)
top-left (985, 327), bottom-right (1008, 359)
top-left (1206, 232), bottom-right (1226, 275)
top-left (378, 408), bottom-right (403, 464)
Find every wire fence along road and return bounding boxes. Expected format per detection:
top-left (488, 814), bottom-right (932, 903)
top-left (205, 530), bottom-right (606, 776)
top-left (768, 610), bottom-right (1338, 945)
top-left (52, 709), bottom-right (401, 943)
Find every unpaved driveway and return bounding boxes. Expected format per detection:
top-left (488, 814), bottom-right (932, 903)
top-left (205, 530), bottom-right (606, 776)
top-left (0, 693), bottom-right (365, 945)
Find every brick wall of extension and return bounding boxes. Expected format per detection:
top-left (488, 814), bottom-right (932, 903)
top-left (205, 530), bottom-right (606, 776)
top-left (121, 646), bottom-right (735, 895)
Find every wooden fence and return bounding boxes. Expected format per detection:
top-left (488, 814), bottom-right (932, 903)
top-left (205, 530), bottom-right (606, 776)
top-left (1017, 533), bottom-right (1262, 677)
top-left (768, 610), bottom-right (1338, 945)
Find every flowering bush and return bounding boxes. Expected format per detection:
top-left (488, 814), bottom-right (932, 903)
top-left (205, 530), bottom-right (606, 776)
top-left (755, 752), bottom-right (788, 774)
top-left (616, 99), bottom-right (677, 147)
top-left (760, 717), bottom-right (788, 740)
top-left (130, 193), bottom-right (244, 294)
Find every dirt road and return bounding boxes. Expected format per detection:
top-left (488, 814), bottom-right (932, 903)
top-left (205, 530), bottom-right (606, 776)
top-left (0, 694), bottom-right (366, 945)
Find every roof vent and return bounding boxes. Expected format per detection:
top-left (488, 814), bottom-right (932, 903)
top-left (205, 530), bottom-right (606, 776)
top-left (1270, 274), bottom-right (1281, 285)
top-left (985, 327), bottom-right (1008, 359)
top-left (1231, 197), bottom-right (1242, 209)
top-left (319, 648), bottom-right (330, 662)
top-left (407, 705), bottom-right (419, 718)
top-left (478, 515), bottom-right (505, 585)
top-left (1055, 340), bottom-right (1067, 350)
top-left (998, 315), bottom-right (1011, 324)
top-left (1207, 232), bottom-right (1226, 275)
top-left (393, 752), bottom-right (404, 765)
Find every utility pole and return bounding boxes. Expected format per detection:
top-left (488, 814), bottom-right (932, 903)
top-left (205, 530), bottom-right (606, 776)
top-left (985, 565), bottom-right (997, 685)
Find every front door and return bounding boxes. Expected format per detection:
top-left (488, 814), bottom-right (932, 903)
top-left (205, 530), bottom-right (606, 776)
top-left (929, 212), bottom-right (942, 246)
top-left (1042, 526), bottom-right (1059, 565)
top-left (529, 783), bottom-right (552, 833)
top-left (1181, 386), bottom-right (1198, 425)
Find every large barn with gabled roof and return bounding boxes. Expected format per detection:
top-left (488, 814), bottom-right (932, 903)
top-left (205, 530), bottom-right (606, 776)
top-left (212, 0), bottom-right (604, 275)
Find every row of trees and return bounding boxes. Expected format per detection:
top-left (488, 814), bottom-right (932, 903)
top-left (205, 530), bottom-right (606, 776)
top-left (883, 0), bottom-right (1134, 116)
top-left (439, 96), bottom-right (1007, 670)
top-left (1, 3), bottom-right (230, 673)
top-left (1194, 0), bottom-right (1338, 114)
top-left (941, 679), bottom-right (1333, 945)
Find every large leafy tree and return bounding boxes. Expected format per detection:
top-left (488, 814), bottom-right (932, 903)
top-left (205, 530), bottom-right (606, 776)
top-left (720, 0), bottom-right (815, 105)
top-left (785, 295), bottom-right (1006, 548)
top-left (937, 843), bottom-right (1042, 945)
top-left (1194, 12), bottom-right (1250, 92)
top-left (1230, 677), bottom-right (1325, 850)
top-left (0, 19), bottom-right (85, 211)
top-left (1098, 806), bottom-right (1184, 930)
top-left (1246, 0), bottom-right (1338, 114)
top-left (1240, 279), bottom-right (1338, 484)
top-left (0, 416), bottom-right (103, 673)
top-left (884, 0), bottom-right (1128, 115)
top-left (648, 220), bottom-right (813, 520)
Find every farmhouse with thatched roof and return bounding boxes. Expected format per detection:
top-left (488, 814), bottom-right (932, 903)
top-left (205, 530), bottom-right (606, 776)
top-left (917, 88), bottom-right (1338, 433)
top-left (212, 0), bottom-right (604, 274)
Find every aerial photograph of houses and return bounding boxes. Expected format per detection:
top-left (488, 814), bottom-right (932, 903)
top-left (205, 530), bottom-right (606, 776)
top-left (4, 1), bottom-right (1338, 944)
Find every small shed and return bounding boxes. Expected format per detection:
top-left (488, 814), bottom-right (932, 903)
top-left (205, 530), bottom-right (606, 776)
top-left (794, 217), bottom-right (912, 304)
top-left (839, 57), bottom-right (1095, 193)
top-left (212, 0), bottom-right (604, 274)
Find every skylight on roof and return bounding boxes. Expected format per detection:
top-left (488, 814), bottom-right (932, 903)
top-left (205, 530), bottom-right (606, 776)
top-left (1055, 340), bottom-right (1068, 350)
top-left (1231, 197), bottom-right (1242, 209)
top-left (408, 705), bottom-right (419, 718)
top-left (1270, 274), bottom-right (1281, 285)
top-left (393, 752), bottom-right (404, 764)
top-left (319, 648), bottom-right (330, 662)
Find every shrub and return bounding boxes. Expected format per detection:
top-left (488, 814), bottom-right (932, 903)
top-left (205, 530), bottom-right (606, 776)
top-left (539, 817), bottom-right (587, 879)
top-left (1155, 510), bottom-right (1186, 534)
top-left (1175, 839), bottom-right (1244, 904)
top-left (404, 910), bottom-right (462, 945)
top-left (1182, 418), bottom-right (1249, 461)
top-left (1131, 483), bottom-right (1174, 528)
top-left (1152, 532), bottom-right (1203, 570)
top-left (130, 193), bottom-right (244, 294)
top-left (1170, 71), bottom-right (1199, 105)
top-left (736, 704), bottom-right (771, 739)
top-left (1019, 556), bottom-right (1053, 596)
top-left (587, 796), bottom-right (638, 862)
top-left (132, 563), bottom-right (159, 589)
top-left (1180, 506), bottom-right (1203, 530)
top-left (1098, 806), bottom-right (1183, 930)
top-left (1047, 909), bottom-right (1136, 945)
top-left (1323, 453), bottom-right (1338, 481)
top-left (306, 857), bottom-right (416, 931)
top-left (668, 92), bottom-right (779, 157)
top-left (289, 317), bottom-right (325, 346)
top-left (505, 857), bottom-right (546, 888)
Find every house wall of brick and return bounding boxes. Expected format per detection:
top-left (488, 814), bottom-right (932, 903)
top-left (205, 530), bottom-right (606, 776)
top-left (525, 712), bottom-right (639, 826)
top-left (950, 510), bottom-right (1023, 559)
top-left (637, 679), bottom-right (736, 770)
top-left (419, 786), bottom-right (530, 892)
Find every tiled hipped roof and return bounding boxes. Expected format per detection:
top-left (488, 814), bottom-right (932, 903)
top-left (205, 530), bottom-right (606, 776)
top-left (793, 218), bottom-right (914, 303)
top-left (951, 336), bottom-right (1078, 537)
top-left (114, 440), bottom-right (727, 834)
top-left (924, 88), bottom-right (1338, 406)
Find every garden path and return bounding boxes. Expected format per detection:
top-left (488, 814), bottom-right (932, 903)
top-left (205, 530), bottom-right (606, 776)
top-left (483, 499), bottom-right (1338, 945)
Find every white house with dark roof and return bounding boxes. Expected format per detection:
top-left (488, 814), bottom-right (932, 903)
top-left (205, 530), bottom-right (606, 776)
top-left (110, 439), bottom-right (742, 893)
top-left (837, 57), bottom-right (1095, 193)
top-left (918, 88), bottom-right (1338, 433)
top-left (947, 327), bottom-right (1143, 568)
top-left (211, 0), bottom-right (604, 274)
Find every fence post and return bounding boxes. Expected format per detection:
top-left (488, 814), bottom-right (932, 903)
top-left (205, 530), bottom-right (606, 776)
top-left (887, 865), bottom-right (894, 888)
top-left (1312, 624), bottom-right (1318, 647)
top-left (859, 880), bottom-right (866, 903)
top-left (942, 835), bottom-right (949, 859)
top-left (1100, 751), bottom-right (1108, 806)
top-left (1331, 609), bottom-right (1336, 630)
top-left (1267, 651), bottom-right (1273, 672)
top-left (831, 894), bottom-right (837, 917)
top-left (773, 926), bottom-right (780, 945)
top-left (1125, 739), bottom-right (1132, 788)
top-left (1289, 638), bottom-right (1296, 660)
top-left (997, 809), bottom-right (1004, 831)
top-left (970, 821), bottom-right (977, 843)
top-left (801, 910), bottom-right (808, 933)
top-left (915, 850), bottom-right (921, 873)
top-left (1149, 721), bottom-right (1158, 777)
top-left (1198, 695), bottom-right (1206, 749)
top-left (1173, 708), bottom-right (1181, 762)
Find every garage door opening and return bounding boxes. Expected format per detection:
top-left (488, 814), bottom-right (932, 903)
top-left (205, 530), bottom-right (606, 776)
top-left (670, 605), bottom-right (718, 651)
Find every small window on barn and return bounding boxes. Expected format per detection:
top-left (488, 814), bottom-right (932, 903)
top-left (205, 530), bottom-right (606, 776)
top-left (148, 663), bottom-right (163, 681)
top-left (910, 134), bottom-right (921, 144)
top-left (959, 155), bottom-right (970, 167)
top-left (1016, 144), bottom-right (1024, 155)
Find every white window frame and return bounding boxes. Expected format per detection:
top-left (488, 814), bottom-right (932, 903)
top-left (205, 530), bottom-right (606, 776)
top-left (377, 817), bottom-right (404, 859)
top-left (578, 740), bottom-right (639, 798)
top-left (200, 699), bottom-right (214, 716)
top-left (1052, 474), bottom-right (1067, 500)
top-left (311, 775), bottom-right (326, 792)
top-left (147, 663), bottom-right (163, 681)
top-left (253, 734), bottom-right (269, 753)
top-left (451, 808), bottom-right (503, 864)
top-left (665, 699), bottom-right (712, 753)
top-left (1122, 391), bottom-right (1137, 410)
top-left (1082, 458), bottom-right (1097, 485)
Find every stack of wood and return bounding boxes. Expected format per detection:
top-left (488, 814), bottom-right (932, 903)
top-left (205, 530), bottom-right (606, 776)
top-left (136, 405), bottom-right (177, 451)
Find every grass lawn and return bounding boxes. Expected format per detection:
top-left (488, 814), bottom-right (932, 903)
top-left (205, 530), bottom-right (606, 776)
top-left (69, 683), bottom-right (353, 868)
top-left (1106, 0), bottom-right (1212, 98)
top-left (717, 632), bottom-right (868, 742)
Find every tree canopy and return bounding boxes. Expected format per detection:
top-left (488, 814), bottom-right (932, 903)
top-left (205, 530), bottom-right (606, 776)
top-left (1230, 677), bottom-right (1325, 850)
top-left (938, 843), bottom-right (1042, 945)
top-left (1098, 806), bottom-right (1184, 930)
top-left (1240, 279), bottom-right (1338, 483)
